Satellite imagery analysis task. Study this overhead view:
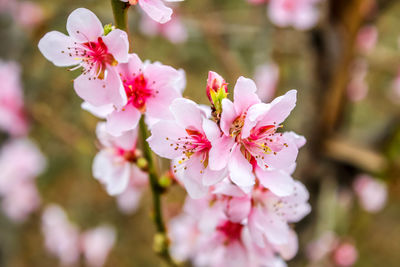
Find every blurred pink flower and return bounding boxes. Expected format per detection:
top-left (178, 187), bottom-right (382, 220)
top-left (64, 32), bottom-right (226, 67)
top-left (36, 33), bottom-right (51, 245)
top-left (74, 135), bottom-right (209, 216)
top-left (139, 12), bottom-right (188, 43)
top-left (306, 231), bottom-right (337, 262)
top-left (42, 205), bottom-right (81, 265)
top-left (38, 8), bottom-right (129, 108)
top-left (0, 0), bottom-right (17, 13)
top-left (356, 25), bottom-right (378, 54)
top-left (208, 76), bottom-right (299, 194)
top-left (347, 59), bottom-right (369, 102)
top-left (14, 1), bottom-right (44, 29)
top-left (333, 242), bottom-right (358, 267)
top-left (105, 53), bottom-right (183, 136)
top-left (0, 60), bottom-right (28, 136)
top-left (1, 179), bottom-right (40, 223)
top-left (42, 205), bottom-right (116, 267)
top-left (121, 0), bottom-right (184, 24)
top-left (353, 174), bottom-right (387, 213)
top-left (307, 232), bottom-right (358, 266)
top-left (148, 98), bottom-right (226, 198)
top-left (93, 122), bottom-right (148, 197)
top-left (254, 62), bottom-right (279, 102)
top-left (0, 138), bottom-right (45, 222)
top-left (81, 225), bottom-right (116, 267)
top-left (268, 0), bottom-right (321, 30)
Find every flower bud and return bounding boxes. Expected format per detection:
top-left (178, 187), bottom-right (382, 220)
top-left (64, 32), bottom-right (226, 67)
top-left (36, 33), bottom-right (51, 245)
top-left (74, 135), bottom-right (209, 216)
top-left (103, 24), bottom-right (115, 36)
top-left (206, 71), bottom-right (228, 114)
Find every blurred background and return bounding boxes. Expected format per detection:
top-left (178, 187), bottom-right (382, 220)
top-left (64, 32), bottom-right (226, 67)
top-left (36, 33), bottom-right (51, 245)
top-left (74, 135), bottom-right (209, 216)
top-left (1, 0), bottom-right (400, 266)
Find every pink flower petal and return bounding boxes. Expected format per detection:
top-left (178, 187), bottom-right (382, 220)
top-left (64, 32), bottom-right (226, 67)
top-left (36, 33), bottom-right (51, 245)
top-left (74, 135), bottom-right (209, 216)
top-left (208, 135), bottom-right (234, 171)
top-left (116, 53), bottom-right (143, 78)
top-left (147, 120), bottom-right (188, 159)
top-left (225, 196), bottom-right (251, 223)
top-left (220, 98), bottom-right (236, 136)
top-left (66, 8), bottom-right (103, 42)
top-left (233, 76), bottom-right (261, 115)
top-left (274, 229), bottom-right (298, 260)
top-left (259, 89), bottom-right (297, 126)
top-left (229, 145), bottom-right (255, 188)
top-left (256, 168), bottom-right (295, 197)
top-left (139, 0), bottom-right (173, 24)
top-left (74, 68), bottom-right (126, 107)
top-left (169, 98), bottom-right (204, 129)
top-left (105, 105), bottom-right (141, 136)
top-left (102, 29), bottom-right (129, 63)
top-left (38, 31), bottom-right (78, 67)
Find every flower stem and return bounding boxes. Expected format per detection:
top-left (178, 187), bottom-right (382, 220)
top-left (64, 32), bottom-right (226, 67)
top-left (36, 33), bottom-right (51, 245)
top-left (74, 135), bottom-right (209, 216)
top-left (111, 2), bottom-right (176, 265)
top-left (139, 118), bottom-right (176, 266)
top-left (111, 0), bottom-right (129, 32)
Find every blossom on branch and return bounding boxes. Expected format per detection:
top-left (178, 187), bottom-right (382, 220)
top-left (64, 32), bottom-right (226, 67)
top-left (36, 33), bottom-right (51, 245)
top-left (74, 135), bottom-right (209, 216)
top-left (38, 8), bottom-right (129, 108)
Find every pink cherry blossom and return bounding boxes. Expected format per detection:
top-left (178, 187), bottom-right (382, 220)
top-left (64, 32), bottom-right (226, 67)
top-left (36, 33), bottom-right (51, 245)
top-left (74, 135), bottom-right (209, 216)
top-left (333, 242), bottom-right (358, 267)
top-left (139, 12), bottom-right (188, 43)
top-left (105, 53), bottom-right (183, 136)
top-left (93, 122), bottom-right (148, 196)
top-left (13, 1), bottom-right (44, 29)
top-left (208, 76), bottom-right (299, 193)
top-left (169, 196), bottom-right (288, 267)
top-left (356, 25), bottom-right (378, 54)
top-left (38, 8), bottom-right (129, 107)
top-left (248, 181), bottom-right (310, 247)
top-left (254, 62), bottom-right (279, 102)
top-left (353, 174), bottom-right (387, 213)
top-left (147, 98), bottom-right (226, 198)
top-left (121, 0), bottom-right (184, 24)
top-left (0, 60), bottom-right (28, 136)
top-left (81, 225), bottom-right (116, 267)
top-left (268, 0), bottom-right (321, 30)
top-left (42, 205), bottom-right (81, 265)
top-left (0, 138), bottom-right (45, 222)
top-left (213, 179), bottom-right (310, 247)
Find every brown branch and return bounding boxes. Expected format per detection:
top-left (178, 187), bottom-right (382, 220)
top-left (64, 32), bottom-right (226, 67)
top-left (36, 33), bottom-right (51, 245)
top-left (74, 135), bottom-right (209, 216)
top-left (323, 137), bottom-right (388, 173)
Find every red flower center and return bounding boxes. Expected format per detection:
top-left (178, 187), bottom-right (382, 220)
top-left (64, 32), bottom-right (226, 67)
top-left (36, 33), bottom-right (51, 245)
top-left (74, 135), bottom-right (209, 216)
top-left (217, 220), bottom-right (243, 244)
top-left (123, 73), bottom-right (154, 111)
top-left (66, 37), bottom-right (116, 79)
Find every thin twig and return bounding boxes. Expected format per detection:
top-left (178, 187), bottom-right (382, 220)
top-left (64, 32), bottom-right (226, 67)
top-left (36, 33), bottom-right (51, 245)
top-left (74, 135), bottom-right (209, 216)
top-left (110, 1), bottom-right (176, 265)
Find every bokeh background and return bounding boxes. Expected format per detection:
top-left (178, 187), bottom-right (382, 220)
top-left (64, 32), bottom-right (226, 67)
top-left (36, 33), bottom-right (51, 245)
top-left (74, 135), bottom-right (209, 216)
top-left (1, 0), bottom-right (400, 266)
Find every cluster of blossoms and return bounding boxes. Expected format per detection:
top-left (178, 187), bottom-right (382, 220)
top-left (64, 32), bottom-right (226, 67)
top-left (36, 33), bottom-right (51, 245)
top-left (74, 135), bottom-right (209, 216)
top-left (42, 205), bottom-right (116, 267)
top-left (38, 7), bottom-right (185, 211)
top-left (247, 0), bottom-right (322, 30)
top-left (38, 7), bottom-right (310, 266)
top-left (154, 72), bottom-right (311, 266)
top-left (0, 60), bottom-right (46, 223)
